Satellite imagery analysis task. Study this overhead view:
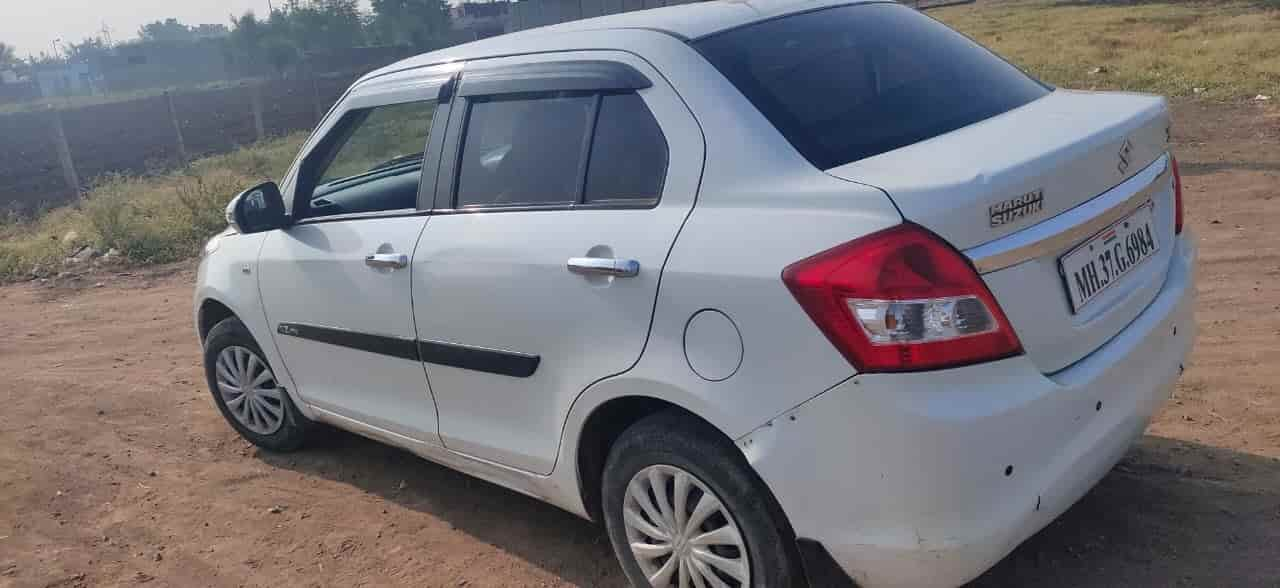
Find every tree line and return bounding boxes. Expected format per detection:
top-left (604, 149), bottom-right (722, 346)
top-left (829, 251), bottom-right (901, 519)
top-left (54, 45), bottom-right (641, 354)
top-left (0, 0), bottom-right (453, 76)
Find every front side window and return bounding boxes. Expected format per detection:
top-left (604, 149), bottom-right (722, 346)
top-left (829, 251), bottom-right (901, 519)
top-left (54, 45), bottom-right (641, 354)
top-left (453, 89), bottom-right (668, 209)
top-left (304, 99), bottom-right (437, 218)
top-left (695, 3), bottom-right (1050, 169)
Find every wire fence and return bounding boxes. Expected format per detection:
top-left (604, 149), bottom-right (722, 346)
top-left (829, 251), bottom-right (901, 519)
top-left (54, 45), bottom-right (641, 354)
top-left (0, 74), bottom-right (361, 214)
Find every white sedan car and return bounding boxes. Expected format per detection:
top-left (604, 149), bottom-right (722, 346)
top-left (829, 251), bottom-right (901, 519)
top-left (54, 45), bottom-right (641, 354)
top-left (194, 1), bottom-right (1196, 586)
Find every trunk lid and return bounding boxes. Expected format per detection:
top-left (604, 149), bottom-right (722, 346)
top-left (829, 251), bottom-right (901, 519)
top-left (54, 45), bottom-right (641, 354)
top-left (827, 90), bottom-right (1175, 373)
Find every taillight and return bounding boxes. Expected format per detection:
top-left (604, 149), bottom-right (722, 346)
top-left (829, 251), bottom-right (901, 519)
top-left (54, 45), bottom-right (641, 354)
top-left (782, 223), bottom-right (1023, 373)
top-left (1171, 155), bottom-right (1185, 234)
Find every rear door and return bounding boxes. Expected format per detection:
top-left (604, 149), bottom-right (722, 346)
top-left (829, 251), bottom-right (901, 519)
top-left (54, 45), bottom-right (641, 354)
top-left (411, 52), bottom-right (704, 474)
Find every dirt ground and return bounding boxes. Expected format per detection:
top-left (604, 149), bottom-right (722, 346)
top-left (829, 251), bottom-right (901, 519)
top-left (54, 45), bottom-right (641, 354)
top-left (2, 99), bottom-right (1278, 588)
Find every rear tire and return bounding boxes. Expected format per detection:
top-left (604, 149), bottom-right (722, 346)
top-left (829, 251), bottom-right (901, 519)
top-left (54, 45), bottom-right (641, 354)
top-left (203, 317), bottom-right (312, 452)
top-left (602, 410), bottom-right (802, 588)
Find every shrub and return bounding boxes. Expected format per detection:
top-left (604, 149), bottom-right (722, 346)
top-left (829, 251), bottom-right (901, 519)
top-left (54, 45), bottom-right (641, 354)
top-left (0, 133), bottom-right (305, 282)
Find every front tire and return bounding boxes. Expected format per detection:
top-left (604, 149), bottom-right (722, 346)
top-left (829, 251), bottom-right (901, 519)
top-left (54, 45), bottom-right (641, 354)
top-left (203, 317), bottom-right (312, 452)
top-left (602, 410), bottom-right (802, 588)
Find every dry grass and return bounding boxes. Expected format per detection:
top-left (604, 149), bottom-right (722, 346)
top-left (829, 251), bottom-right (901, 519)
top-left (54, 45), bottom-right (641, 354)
top-left (0, 134), bottom-right (304, 281)
top-left (933, 0), bottom-right (1280, 100)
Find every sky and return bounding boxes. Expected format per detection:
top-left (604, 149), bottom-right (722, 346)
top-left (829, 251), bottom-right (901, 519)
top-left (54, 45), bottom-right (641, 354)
top-left (0, 0), bottom-right (371, 57)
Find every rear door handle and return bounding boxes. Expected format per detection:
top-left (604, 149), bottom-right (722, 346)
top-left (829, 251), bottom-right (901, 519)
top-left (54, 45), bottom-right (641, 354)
top-left (365, 253), bottom-right (408, 270)
top-left (567, 257), bottom-right (640, 278)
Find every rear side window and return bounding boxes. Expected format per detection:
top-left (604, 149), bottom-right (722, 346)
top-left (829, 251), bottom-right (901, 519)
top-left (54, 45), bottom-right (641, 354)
top-left (453, 90), bottom-right (667, 209)
top-left (584, 93), bottom-right (667, 204)
top-left (695, 3), bottom-right (1050, 169)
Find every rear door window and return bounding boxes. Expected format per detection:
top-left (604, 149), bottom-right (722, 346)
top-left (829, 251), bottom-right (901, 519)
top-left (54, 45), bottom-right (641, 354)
top-left (456, 92), bottom-right (595, 208)
top-left (694, 3), bottom-right (1050, 169)
top-left (451, 89), bottom-right (668, 209)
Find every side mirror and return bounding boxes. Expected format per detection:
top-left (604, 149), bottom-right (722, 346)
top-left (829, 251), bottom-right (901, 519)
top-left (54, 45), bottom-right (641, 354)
top-left (226, 181), bottom-right (287, 234)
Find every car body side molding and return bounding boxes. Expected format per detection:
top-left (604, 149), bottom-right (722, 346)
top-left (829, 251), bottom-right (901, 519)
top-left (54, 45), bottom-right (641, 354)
top-left (417, 340), bottom-right (541, 378)
top-left (276, 322), bottom-right (540, 378)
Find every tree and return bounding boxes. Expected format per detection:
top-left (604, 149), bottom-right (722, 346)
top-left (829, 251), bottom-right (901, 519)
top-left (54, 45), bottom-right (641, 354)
top-left (0, 41), bottom-right (17, 68)
top-left (370, 0), bottom-right (452, 49)
top-left (64, 37), bottom-right (111, 64)
top-left (273, 0), bottom-right (367, 52)
top-left (227, 11), bottom-right (270, 76)
top-left (192, 24), bottom-right (231, 39)
top-left (262, 36), bottom-right (300, 77)
top-left (138, 18), bottom-right (197, 43)
top-left (228, 1), bottom-right (378, 77)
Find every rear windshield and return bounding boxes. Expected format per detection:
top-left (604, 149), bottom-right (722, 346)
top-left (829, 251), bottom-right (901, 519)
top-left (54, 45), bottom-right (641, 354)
top-left (694, 3), bottom-right (1050, 169)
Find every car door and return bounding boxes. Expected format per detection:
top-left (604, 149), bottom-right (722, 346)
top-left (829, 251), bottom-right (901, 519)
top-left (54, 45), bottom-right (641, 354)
top-left (412, 53), bottom-right (704, 474)
top-left (258, 66), bottom-right (457, 446)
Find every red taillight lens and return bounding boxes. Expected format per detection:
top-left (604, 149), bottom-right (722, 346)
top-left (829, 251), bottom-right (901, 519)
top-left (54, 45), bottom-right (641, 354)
top-left (1171, 155), bottom-right (1185, 234)
top-left (782, 223), bottom-right (1023, 373)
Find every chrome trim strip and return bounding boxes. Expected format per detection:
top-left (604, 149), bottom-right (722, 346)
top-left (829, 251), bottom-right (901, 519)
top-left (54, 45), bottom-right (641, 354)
top-left (966, 154), bottom-right (1170, 274)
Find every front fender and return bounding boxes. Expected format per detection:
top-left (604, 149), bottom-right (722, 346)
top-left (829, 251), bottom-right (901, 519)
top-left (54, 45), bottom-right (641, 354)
top-left (194, 231), bottom-right (316, 421)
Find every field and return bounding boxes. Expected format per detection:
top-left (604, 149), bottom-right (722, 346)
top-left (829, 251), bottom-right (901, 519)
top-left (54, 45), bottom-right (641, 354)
top-left (0, 75), bottom-right (351, 216)
top-left (0, 135), bottom-right (305, 281)
top-left (935, 0), bottom-right (1280, 100)
top-left (2, 1), bottom-right (1280, 586)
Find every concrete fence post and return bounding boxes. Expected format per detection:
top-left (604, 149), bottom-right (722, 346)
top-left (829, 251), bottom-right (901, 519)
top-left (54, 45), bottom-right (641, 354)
top-left (251, 83), bottom-right (266, 142)
top-left (48, 107), bottom-right (80, 197)
top-left (311, 77), bottom-right (324, 124)
top-left (164, 91), bottom-right (188, 163)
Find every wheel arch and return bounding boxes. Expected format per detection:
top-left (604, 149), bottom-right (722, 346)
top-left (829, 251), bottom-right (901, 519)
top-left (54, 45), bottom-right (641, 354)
top-left (198, 297), bottom-right (238, 343)
top-left (192, 289), bottom-right (314, 421)
top-left (569, 390), bottom-right (744, 525)
top-left (571, 392), bottom-right (812, 586)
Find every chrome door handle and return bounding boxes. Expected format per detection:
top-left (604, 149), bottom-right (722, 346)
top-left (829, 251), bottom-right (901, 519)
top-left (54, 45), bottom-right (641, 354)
top-left (567, 257), bottom-right (640, 278)
top-left (365, 253), bottom-right (408, 269)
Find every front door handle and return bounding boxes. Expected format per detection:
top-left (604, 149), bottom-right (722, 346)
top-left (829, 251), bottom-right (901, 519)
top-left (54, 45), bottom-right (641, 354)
top-left (567, 257), bottom-right (640, 277)
top-left (365, 253), bottom-right (408, 270)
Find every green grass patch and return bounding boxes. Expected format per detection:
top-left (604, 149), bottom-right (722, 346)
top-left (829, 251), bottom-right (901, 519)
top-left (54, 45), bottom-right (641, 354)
top-left (0, 134), bottom-right (304, 281)
top-left (933, 0), bottom-right (1280, 100)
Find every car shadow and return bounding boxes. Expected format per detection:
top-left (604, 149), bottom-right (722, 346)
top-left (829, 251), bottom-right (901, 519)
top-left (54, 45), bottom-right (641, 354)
top-left (969, 435), bottom-right (1280, 587)
top-left (257, 433), bottom-right (1280, 587)
top-left (255, 429), bottom-right (624, 587)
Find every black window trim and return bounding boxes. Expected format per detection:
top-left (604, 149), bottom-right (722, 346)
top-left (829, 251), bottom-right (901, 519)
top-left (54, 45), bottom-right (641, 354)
top-left (432, 87), bottom-right (665, 213)
top-left (292, 207), bottom-right (429, 227)
top-left (456, 59), bottom-right (652, 97)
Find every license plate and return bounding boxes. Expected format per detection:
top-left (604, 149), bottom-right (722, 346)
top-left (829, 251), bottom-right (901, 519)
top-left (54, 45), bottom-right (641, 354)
top-left (1059, 202), bottom-right (1159, 312)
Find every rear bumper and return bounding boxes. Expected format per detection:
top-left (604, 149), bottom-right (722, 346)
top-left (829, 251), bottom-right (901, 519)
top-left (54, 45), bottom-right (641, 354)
top-left (739, 233), bottom-right (1196, 588)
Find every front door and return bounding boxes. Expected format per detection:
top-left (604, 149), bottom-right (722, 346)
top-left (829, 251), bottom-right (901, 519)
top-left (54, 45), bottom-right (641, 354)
top-left (411, 53), bottom-right (704, 473)
top-left (260, 83), bottom-right (448, 445)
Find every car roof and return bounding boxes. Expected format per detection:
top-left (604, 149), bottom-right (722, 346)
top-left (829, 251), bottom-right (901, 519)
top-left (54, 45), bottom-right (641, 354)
top-left (360, 0), bottom-right (876, 81)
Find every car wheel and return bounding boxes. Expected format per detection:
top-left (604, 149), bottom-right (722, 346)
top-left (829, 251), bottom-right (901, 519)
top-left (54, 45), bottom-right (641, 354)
top-left (203, 317), bottom-right (311, 452)
top-left (602, 410), bottom-right (802, 588)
